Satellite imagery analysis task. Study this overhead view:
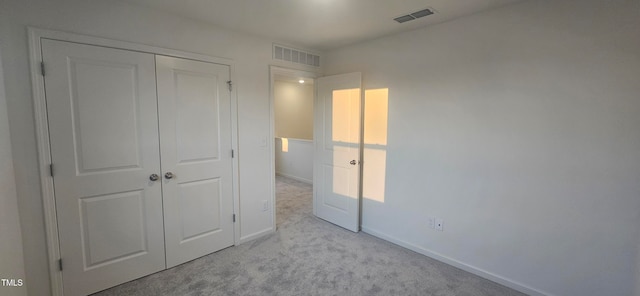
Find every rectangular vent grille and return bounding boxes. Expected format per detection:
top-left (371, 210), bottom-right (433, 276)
top-left (273, 44), bottom-right (320, 67)
top-left (394, 8), bottom-right (435, 23)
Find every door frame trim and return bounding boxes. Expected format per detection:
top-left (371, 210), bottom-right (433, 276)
top-left (28, 27), bottom-right (241, 296)
top-left (268, 66), bottom-right (319, 231)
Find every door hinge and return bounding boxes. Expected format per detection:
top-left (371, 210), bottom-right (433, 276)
top-left (227, 80), bottom-right (232, 92)
top-left (232, 214), bottom-right (236, 223)
top-left (231, 149), bottom-right (234, 158)
top-left (40, 62), bottom-right (46, 76)
top-left (58, 258), bottom-right (63, 271)
top-left (49, 164), bottom-right (54, 177)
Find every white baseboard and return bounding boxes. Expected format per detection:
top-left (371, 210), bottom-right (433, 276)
top-left (361, 226), bottom-right (552, 296)
top-left (275, 172), bottom-right (312, 184)
top-left (238, 227), bottom-right (275, 245)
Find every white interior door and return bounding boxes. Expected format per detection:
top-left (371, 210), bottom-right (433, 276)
top-left (156, 55), bottom-right (235, 268)
top-left (42, 39), bottom-right (165, 296)
top-left (314, 72), bottom-right (362, 232)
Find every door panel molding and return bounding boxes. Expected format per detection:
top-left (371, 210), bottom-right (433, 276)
top-left (28, 27), bottom-right (240, 296)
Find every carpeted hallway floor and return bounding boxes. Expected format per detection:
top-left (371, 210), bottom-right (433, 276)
top-left (94, 176), bottom-right (525, 296)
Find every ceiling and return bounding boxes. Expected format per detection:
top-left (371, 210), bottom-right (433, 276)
top-left (122, 0), bottom-right (521, 51)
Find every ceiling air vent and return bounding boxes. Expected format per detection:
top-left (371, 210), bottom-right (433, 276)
top-left (273, 44), bottom-right (320, 67)
top-left (394, 8), bottom-right (435, 23)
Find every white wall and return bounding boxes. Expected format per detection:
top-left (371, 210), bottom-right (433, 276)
top-left (275, 138), bottom-right (313, 183)
top-left (0, 0), bottom-right (320, 295)
top-left (0, 45), bottom-right (28, 296)
top-left (274, 80), bottom-right (314, 140)
top-left (325, 0), bottom-right (640, 295)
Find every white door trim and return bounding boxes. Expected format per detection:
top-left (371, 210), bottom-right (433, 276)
top-left (28, 27), bottom-right (241, 296)
top-left (268, 66), bottom-right (319, 231)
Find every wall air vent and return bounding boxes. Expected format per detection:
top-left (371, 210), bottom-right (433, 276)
top-left (273, 44), bottom-right (320, 67)
top-left (394, 8), bottom-right (435, 23)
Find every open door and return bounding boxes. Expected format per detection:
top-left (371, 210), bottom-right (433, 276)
top-left (314, 72), bottom-right (362, 232)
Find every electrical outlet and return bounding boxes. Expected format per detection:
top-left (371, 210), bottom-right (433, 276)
top-left (435, 218), bottom-right (444, 231)
top-left (262, 200), bottom-right (269, 212)
top-left (427, 217), bottom-right (435, 229)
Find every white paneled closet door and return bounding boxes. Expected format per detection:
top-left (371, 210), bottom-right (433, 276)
top-left (43, 40), bottom-right (235, 296)
top-left (156, 56), bottom-right (235, 268)
top-left (43, 39), bottom-right (165, 296)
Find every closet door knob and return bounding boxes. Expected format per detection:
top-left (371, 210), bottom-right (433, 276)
top-left (149, 174), bottom-right (159, 181)
top-left (164, 172), bottom-right (175, 179)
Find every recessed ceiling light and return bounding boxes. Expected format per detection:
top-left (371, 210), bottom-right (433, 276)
top-left (299, 79), bottom-right (305, 84)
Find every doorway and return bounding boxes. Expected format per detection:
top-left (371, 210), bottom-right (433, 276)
top-left (269, 67), bottom-right (364, 233)
top-left (269, 67), bottom-right (318, 229)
